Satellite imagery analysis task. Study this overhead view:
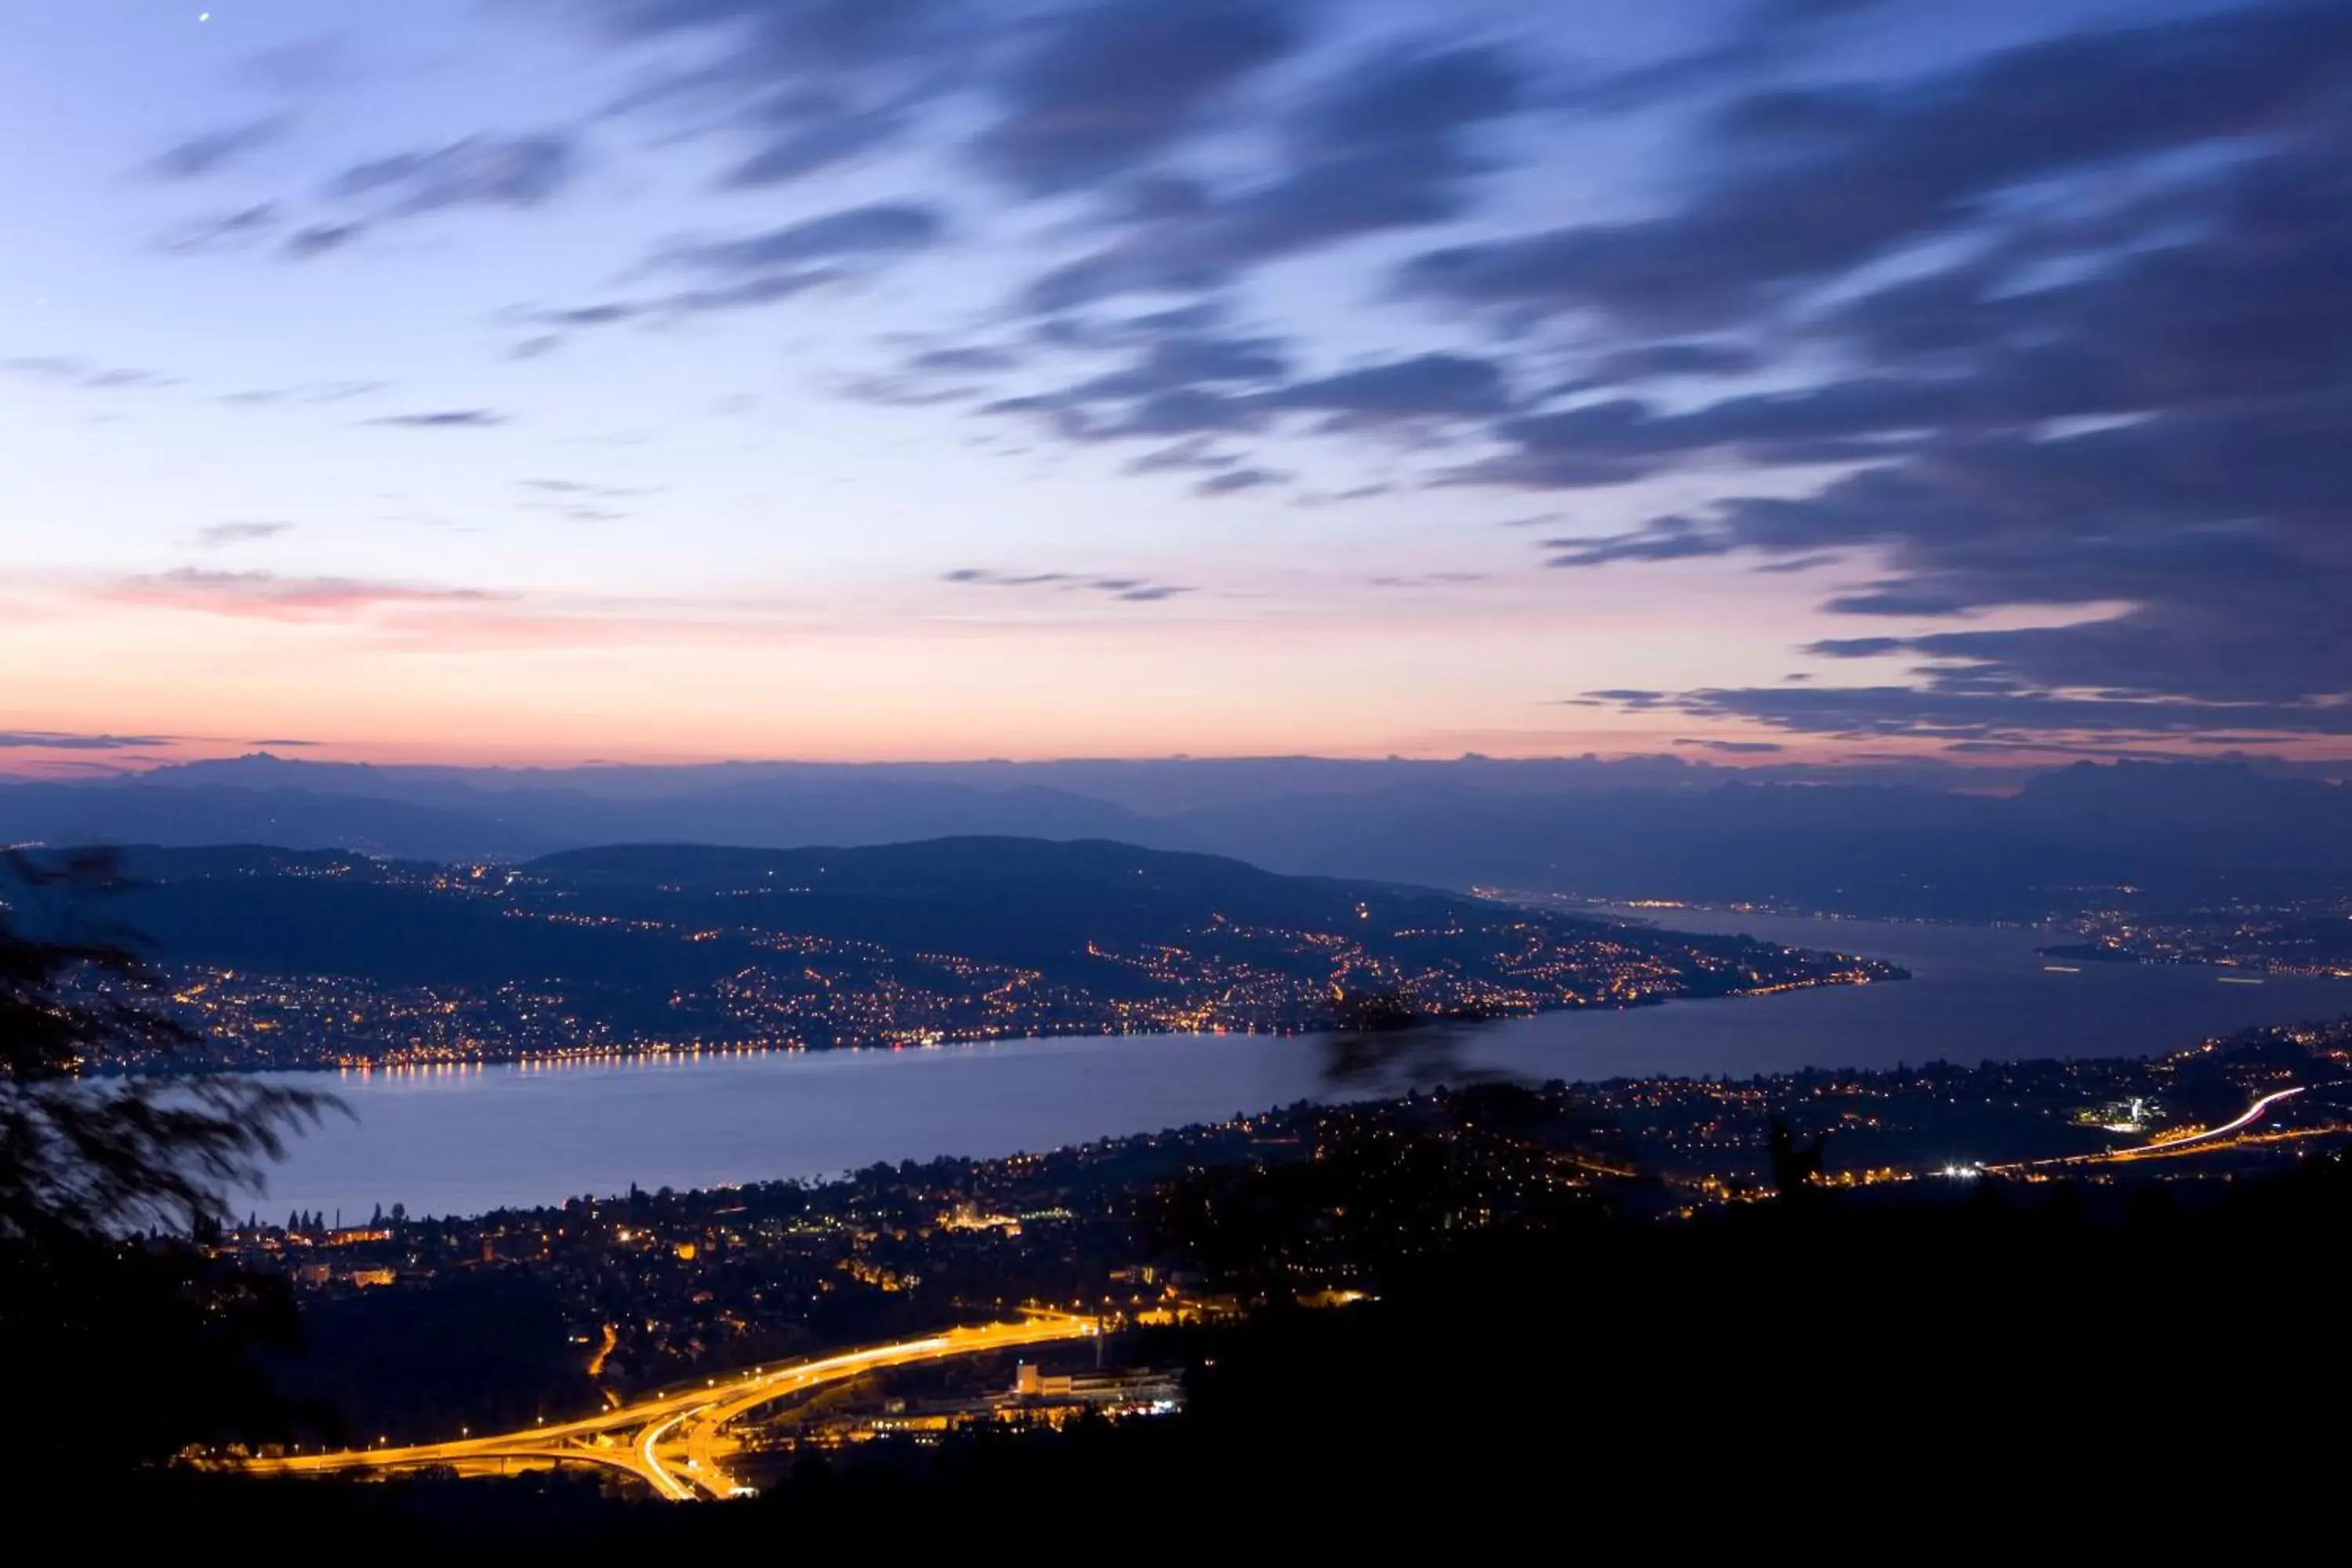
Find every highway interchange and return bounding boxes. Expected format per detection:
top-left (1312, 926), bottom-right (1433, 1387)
top-left (237, 1311), bottom-right (1100, 1501)
top-left (229, 1084), bottom-right (2333, 1502)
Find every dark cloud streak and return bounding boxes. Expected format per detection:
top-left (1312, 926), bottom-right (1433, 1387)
top-left (944, 567), bottom-right (1196, 602)
top-left (363, 410), bottom-right (510, 428)
top-left (972, 0), bottom-right (1300, 194)
top-left (150, 118), bottom-right (288, 180)
top-left (0, 731), bottom-right (173, 752)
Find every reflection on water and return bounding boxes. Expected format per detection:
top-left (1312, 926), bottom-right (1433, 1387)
top-left (245, 911), bottom-right (2349, 1221)
top-left (249, 1030), bottom-right (1343, 1222)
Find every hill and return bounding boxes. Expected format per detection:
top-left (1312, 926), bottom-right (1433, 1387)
top-left (24, 838), bottom-right (1892, 1070)
top-left (10, 756), bottom-right (2349, 916)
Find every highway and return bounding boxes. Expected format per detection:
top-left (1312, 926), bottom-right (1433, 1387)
top-left (1987, 1084), bottom-right (2311, 1174)
top-left (2110, 1085), bottom-right (2306, 1158)
top-left (236, 1311), bottom-right (1098, 1500)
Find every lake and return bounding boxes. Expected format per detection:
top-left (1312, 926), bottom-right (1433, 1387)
top-left (241, 910), bottom-right (2350, 1221)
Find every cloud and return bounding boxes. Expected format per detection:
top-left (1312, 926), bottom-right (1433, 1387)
top-left (101, 569), bottom-right (510, 622)
top-left (845, 338), bottom-right (1029, 405)
top-left (528, 201), bottom-right (946, 333)
top-left (65, 2), bottom-right (2352, 758)
top-left (1405, 3), bottom-right (2352, 333)
top-left (1123, 438), bottom-right (1242, 475)
top-left (520, 10), bottom-right (1533, 488)
top-left (1751, 552), bottom-right (1842, 575)
top-left (1543, 517), bottom-right (1731, 567)
top-left (1369, 572), bottom-right (1489, 588)
top-left (0, 731), bottom-right (172, 751)
top-left (722, 100), bottom-right (908, 189)
top-left (1263, 353), bottom-right (1511, 426)
top-left (1572, 341), bottom-right (1762, 387)
top-left (219, 380), bottom-right (388, 407)
top-left (1413, 4), bottom-right (2352, 745)
top-left (908, 345), bottom-right (1024, 375)
top-left (282, 223), bottom-right (367, 260)
top-left (1541, 389), bottom-right (2352, 709)
top-left (524, 503), bottom-right (632, 523)
top-left (660, 203), bottom-right (943, 273)
top-left (972, 0), bottom-right (1301, 194)
top-left (328, 132), bottom-right (581, 215)
top-left (561, 0), bottom-right (961, 187)
top-left (525, 276), bottom-right (844, 330)
top-left (985, 336), bottom-right (1519, 463)
top-left (943, 568), bottom-right (1195, 603)
top-left (521, 478), bottom-right (655, 499)
top-left (980, 330), bottom-right (1291, 441)
top-left (1570, 689), bottom-right (1667, 707)
top-left (196, 521), bottom-right (295, 547)
top-left (362, 410), bottom-right (510, 428)
top-left (220, 133), bottom-right (584, 263)
top-left (150, 118), bottom-right (289, 180)
top-left (2, 357), bottom-right (176, 391)
top-left (162, 203), bottom-right (283, 256)
top-left (1559, 0), bottom-right (1899, 117)
top-left (1672, 737), bottom-right (1788, 754)
top-left (1803, 637), bottom-right (1906, 659)
top-left (1019, 38), bottom-right (1526, 313)
top-left (1458, 376), bottom-right (1969, 491)
top-left (944, 568), bottom-right (1075, 587)
top-left (1584, 681), bottom-right (2352, 743)
top-left (1195, 466), bottom-right (1288, 497)
top-left (556, 0), bottom-right (1511, 253)
top-left (1087, 335), bottom-right (1292, 394)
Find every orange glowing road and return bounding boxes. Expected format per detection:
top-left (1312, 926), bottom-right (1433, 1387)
top-left (236, 1311), bottom-right (1098, 1500)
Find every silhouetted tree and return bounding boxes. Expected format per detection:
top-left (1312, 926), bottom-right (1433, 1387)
top-left (1767, 1116), bottom-right (1827, 1197)
top-left (1319, 988), bottom-right (1514, 1096)
top-left (1156, 1083), bottom-right (1613, 1298)
top-left (1, 851), bottom-right (328, 1243)
top-left (1, 849), bottom-right (335, 1499)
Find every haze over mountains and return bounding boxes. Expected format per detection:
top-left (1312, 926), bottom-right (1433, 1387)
top-left (8, 755), bottom-right (2351, 920)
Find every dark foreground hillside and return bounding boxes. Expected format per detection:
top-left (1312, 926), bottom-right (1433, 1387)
top-left (37, 1150), bottom-right (2343, 1553)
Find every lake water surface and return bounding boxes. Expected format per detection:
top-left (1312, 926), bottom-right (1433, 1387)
top-left (244, 910), bottom-right (2350, 1220)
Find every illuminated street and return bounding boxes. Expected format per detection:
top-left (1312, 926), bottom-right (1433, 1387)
top-left (237, 1312), bottom-right (1099, 1501)
top-left (1987, 1085), bottom-right (2328, 1175)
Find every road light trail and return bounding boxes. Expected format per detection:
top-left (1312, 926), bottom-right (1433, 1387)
top-left (233, 1311), bottom-right (1098, 1500)
top-left (1987, 1084), bottom-right (2309, 1174)
top-left (636, 1411), bottom-right (699, 1501)
top-left (2114, 1085), bottom-right (2305, 1157)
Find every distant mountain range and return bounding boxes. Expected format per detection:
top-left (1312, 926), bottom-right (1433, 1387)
top-left (6, 754), bottom-right (2350, 918)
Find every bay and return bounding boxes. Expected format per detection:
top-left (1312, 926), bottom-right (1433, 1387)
top-left (241, 910), bottom-right (2350, 1220)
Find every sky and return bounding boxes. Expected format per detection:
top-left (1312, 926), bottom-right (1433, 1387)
top-left (2, 0), bottom-right (2347, 773)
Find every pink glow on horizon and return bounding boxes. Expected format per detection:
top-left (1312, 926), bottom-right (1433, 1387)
top-left (11, 566), bottom-right (2349, 779)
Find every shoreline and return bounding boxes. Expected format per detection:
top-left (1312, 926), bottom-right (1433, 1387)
top-left (91, 962), bottom-right (1902, 1080)
top-left (223, 1011), bottom-right (2352, 1229)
